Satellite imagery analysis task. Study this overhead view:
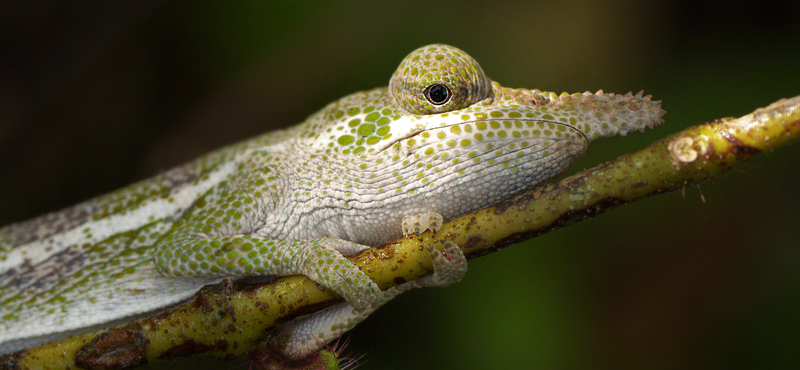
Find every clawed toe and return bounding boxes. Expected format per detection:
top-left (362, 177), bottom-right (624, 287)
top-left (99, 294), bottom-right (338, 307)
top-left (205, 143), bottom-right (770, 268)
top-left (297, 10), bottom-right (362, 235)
top-left (424, 241), bottom-right (467, 287)
top-left (402, 212), bottom-right (444, 237)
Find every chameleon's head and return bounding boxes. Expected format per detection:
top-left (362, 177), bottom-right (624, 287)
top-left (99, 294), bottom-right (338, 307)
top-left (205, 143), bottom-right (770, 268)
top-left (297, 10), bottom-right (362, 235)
top-left (300, 44), bottom-right (664, 220)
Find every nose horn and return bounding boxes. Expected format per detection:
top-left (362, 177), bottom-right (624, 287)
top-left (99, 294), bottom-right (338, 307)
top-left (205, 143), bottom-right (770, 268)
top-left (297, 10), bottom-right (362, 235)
top-left (522, 89), bottom-right (666, 140)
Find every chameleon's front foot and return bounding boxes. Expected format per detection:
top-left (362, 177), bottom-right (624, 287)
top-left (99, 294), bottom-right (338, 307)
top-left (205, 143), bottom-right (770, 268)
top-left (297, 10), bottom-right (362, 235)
top-left (399, 212), bottom-right (467, 288)
top-left (401, 212), bottom-right (444, 237)
top-left (419, 240), bottom-right (468, 288)
top-left (301, 239), bottom-right (382, 312)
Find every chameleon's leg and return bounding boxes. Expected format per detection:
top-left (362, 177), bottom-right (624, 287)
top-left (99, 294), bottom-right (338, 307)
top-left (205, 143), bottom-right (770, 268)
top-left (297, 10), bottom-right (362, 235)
top-left (155, 235), bottom-right (381, 311)
top-left (278, 213), bottom-right (467, 359)
top-left (154, 167), bottom-right (383, 311)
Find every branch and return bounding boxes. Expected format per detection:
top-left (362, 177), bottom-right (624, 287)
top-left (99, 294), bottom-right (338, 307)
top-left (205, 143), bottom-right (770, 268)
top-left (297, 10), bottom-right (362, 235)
top-left (4, 95), bottom-right (799, 370)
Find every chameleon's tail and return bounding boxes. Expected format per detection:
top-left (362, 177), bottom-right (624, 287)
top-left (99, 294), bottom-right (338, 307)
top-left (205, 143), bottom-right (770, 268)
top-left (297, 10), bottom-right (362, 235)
top-left (524, 90), bottom-right (666, 141)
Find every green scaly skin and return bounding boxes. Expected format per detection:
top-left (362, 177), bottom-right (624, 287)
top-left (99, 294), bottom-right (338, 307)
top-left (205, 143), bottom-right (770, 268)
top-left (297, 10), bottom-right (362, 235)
top-left (0, 44), bottom-right (664, 357)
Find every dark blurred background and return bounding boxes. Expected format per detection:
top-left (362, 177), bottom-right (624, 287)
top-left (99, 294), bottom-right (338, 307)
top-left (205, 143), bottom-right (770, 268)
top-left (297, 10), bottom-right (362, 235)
top-left (1, 1), bottom-right (799, 369)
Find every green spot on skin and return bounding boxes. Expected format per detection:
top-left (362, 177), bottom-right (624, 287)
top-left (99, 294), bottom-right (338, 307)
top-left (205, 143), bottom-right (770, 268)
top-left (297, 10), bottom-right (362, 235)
top-left (337, 135), bottom-right (355, 146)
top-left (357, 124), bottom-right (376, 137)
top-left (376, 126), bottom-right (390, 136)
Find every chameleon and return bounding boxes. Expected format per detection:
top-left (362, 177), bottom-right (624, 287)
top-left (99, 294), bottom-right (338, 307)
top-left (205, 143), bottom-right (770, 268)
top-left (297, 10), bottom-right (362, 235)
top-left (0, 44), bottom-right (664, 359)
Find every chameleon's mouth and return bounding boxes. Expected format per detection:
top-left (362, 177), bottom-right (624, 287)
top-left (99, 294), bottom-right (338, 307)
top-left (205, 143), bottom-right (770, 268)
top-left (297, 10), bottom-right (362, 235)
top-left (377, 118), bottom-right (587, 155)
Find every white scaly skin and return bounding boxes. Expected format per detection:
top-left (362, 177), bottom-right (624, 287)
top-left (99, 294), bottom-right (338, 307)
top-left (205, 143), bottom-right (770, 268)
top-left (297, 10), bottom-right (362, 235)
top-left (0, 44), bottom-right (664, 357)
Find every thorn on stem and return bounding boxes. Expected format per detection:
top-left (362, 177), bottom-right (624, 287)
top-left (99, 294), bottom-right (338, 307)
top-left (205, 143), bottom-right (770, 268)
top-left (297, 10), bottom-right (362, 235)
top-left (696, 184), bottom-right (706, 203)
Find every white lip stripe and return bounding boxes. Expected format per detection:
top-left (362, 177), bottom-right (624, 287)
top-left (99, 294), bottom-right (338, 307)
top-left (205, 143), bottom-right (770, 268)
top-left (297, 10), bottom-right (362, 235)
top-left (0, 158), bottom-right (240, 275)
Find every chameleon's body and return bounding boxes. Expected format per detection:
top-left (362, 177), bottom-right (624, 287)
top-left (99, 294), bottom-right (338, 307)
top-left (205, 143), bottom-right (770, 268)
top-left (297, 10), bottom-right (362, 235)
top-left (0, 44), bottom-right (664, 357)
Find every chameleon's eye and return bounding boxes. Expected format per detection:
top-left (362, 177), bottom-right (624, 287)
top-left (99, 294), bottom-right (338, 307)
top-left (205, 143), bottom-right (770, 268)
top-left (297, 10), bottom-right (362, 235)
top-left (424, 84), bottom-right (451, 105)
top-left (389, 44), bottom-right (493, 115)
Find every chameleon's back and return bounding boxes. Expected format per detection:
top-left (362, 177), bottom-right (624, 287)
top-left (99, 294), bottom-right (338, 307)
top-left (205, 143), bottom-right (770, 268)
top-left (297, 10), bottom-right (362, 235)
top-left (0, 133), bottom-right (283, 354)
